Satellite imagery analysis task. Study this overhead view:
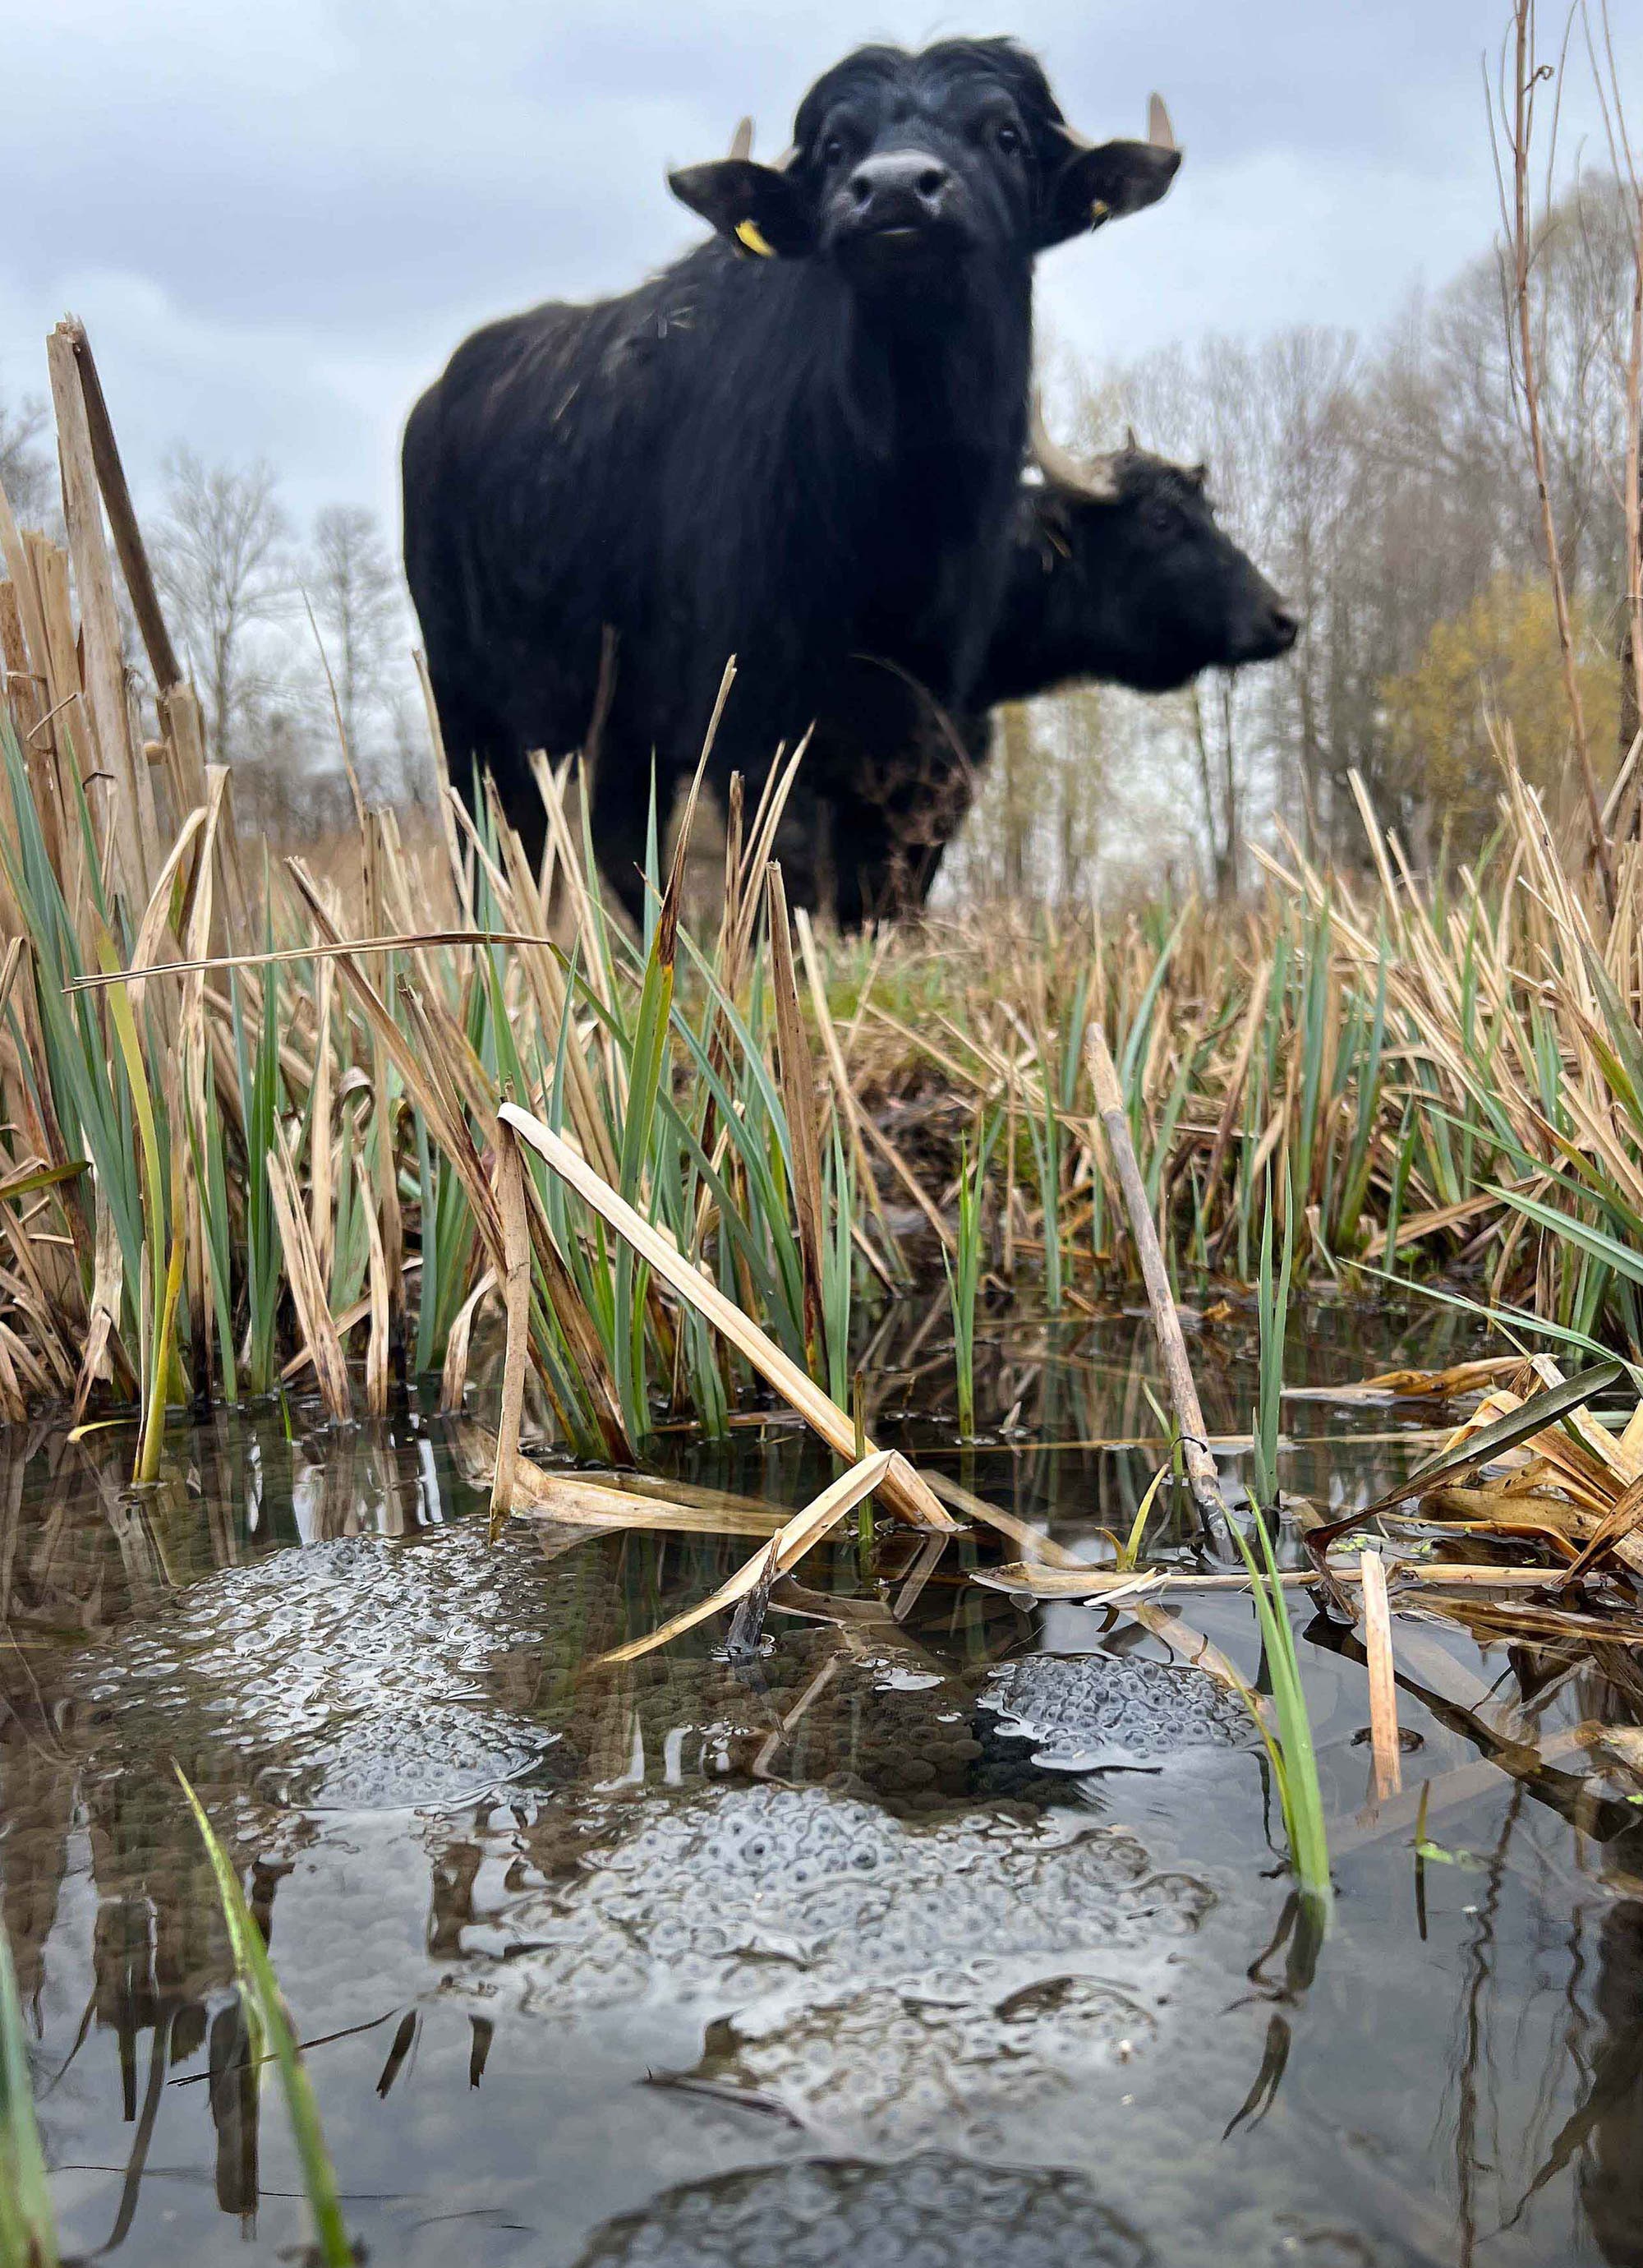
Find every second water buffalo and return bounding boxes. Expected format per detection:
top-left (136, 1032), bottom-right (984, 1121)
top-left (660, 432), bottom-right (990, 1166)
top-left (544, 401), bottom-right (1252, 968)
top-left (802, 431), bottom-right (1297, 920)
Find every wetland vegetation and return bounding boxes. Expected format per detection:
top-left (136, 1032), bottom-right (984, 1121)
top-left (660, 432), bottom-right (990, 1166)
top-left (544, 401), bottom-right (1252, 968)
top-left (6, 6), bottom-right (1643, 2259)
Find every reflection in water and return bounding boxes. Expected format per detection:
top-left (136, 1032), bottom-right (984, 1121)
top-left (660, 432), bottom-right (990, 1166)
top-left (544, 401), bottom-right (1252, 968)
top-left (1223, 1887), bottom-right (1328, 2139)
top-left (1444, 1790), bottom-right (1518, 2268)
top-left (1582, 1903), bottom-right (1643, 2266)
top-left (0, 1304), bottom-right (1641, 2263)
top-left (573, 2155), bottom-right (1152, 2268)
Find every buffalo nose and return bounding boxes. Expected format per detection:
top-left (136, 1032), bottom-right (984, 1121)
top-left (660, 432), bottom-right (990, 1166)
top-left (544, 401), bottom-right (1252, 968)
top-left (1270, 605), bottom-right (1300, 652)
top-left (847, 151), bottom-right (954, 225)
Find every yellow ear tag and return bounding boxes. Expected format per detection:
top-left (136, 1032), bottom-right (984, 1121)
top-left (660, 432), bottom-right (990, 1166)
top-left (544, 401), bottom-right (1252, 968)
top-left (735, 218), bottom-right (775, 257)
top-left (1088, 198), bottom-right (1111, 224)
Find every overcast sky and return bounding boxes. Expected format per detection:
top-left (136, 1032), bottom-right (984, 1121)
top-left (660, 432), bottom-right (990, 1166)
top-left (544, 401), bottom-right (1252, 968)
top-left (4, 1), bottom-right (1641, 536)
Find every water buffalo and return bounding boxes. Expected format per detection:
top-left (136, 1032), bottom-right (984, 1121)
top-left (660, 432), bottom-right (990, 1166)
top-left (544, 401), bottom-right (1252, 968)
top-left (403, 41), bottom-right (1179, 920)
top-left (813, 422), bottom-right (1298, 920)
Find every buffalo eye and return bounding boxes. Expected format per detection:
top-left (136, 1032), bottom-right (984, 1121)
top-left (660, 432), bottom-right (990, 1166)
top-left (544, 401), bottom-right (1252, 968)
top-left (822, 136), bottom-right (845, 167)
top-left (996, 122), bottom-right (1022, 155)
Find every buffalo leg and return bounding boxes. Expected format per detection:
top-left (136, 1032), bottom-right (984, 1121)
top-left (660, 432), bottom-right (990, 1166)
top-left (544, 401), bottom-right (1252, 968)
top-left (426, 673), bottom-right (554, 879)
top-left (829, 800), bottom-right (933, 927)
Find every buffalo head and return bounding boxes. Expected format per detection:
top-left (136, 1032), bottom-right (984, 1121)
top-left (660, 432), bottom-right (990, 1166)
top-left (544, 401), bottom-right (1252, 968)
top-left (669, 41), bottom-right (1180, 291)
top-left (1018, 407), bottom-right (1300, 692)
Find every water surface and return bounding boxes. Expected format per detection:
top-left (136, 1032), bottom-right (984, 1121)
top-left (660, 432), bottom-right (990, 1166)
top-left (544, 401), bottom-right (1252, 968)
top-left (5, 1296), bottom-right (1643, 2266)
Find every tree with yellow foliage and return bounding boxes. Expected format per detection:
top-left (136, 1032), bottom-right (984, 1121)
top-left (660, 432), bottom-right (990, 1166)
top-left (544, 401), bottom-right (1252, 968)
top-left (1381, 574), bottom-right (1620, 855)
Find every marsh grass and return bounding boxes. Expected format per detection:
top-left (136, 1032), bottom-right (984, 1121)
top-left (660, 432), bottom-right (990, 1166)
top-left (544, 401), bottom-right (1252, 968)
top-left (7, 324), bottom-right (1643, 1467)
top-left (945, 1114), bottom-right (999, 1438)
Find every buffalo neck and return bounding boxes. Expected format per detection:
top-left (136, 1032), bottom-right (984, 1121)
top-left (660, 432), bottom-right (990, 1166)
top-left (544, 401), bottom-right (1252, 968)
top-left (831, 256), bottom-right (1032, 462)
top-left (644, 239), bottom-right (1034, 710)
top-left (822, 255), bottom-right (1033, 692)
top-left (978, 516), bottom-right (1138, 705)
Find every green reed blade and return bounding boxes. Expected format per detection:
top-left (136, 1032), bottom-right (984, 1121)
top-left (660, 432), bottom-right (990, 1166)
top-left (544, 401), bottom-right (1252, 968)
top-left (0, 1912), bottom-right (59, 2268)
top-left (174, 1768), bottom-right (352, 2267)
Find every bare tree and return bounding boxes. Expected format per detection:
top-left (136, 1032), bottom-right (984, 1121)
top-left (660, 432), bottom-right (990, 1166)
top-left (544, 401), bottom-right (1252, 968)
top-left (1490, 0), bottom-right (1617, 905)
top-left (0, 393), bottom-right (53, 523)
top-left (1058, 200), bottom-right (1638, 893)
top-left (306, 504), bottom-right (405, 776)
top-left (941, 687), bottom-right (1116, 906)
top-left (153, 449), bottom-right (291, 763)
top-left (1582, 0), bottom-right (1643, 795)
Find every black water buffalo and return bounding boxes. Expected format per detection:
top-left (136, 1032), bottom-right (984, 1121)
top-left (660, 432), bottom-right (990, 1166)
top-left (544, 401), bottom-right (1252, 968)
top-left (822, 426), bottom-right (1298, 919)
top-left (403, 41), bottom-right (1179, 920)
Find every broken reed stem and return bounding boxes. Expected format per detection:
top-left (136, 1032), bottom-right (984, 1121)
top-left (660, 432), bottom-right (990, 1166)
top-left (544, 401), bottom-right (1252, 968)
top-left (490, 1118), bottom-right (532, 1541)
top-left (593, 1450), bottom-right (894, 1663)
top-left (975, 1560), bottom-right (1567, 1598)
top-left (495, 1101), bottom-right (957, 1533)
top-left (66, 317), bottom-right (183, 698)
top-left (1360, 1547), bottom-right (1403, 1800)
top-left (766, 861), bottom-right (827, 1362)
top-left (1084, 1018), bottom-right (1228, 1534)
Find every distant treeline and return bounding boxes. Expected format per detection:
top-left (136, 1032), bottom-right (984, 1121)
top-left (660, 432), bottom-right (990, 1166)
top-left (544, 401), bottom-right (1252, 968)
top-left (0, 401), bottom-right (429, 840)
top-left (954, 168), bottom-right (1640, 903)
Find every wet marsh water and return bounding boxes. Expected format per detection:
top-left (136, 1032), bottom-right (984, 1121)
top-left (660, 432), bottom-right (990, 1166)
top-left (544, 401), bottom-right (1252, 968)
top-left (6, 1297), bottom-right (1643, 2265)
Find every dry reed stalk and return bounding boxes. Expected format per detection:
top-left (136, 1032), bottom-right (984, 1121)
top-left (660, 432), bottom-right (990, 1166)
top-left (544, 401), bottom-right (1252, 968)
top-left (310, 948), bottom-right (336, 1279)
top-left (490, 1117), bottom-right (532, 1538)
top-left (0, 1328), bottom-right (29, 1421)
top-left (494, 1461), bottom-right (789, 1537)
top-left (593, 1450), bottom-right (893, 1663)
top-left (60, 929), bottom-right (566, 993)
top-left (1332, 1726), bottom-right (1599, 1858)
top-left (1360, 1547), bottom-right (1402, 1800)
top-left (1203, 958), bottom-right (1272, 1211)
top-left (356, 1149), bottom-right (391, 1417)
top-left (1565, 1473), bottom-right (1643, 1580)
top-left (177, 768), bottom-right (229, 1393)
top-left (73, 1195), bottom-right (124, 1419)
top-left (266, 1123), bottom-right (350, 1421)
top-left (1084, 1017), bottom-right (1226, 1531)
top-left (793, 906), bottom-right (908, 1268)
top-left (440, 1267), bottom-right (495, 1412)
top-left (361, 817), bottom-right (405, 1356)
top-left (46, 322), bottom-right (161, 893)
top-left (284, 861), bottom-right (506, 1256)
top-left (766, 862), bottom-right (828, 1359)
top-left (497, 1099), bottom-right (955, 1531)
top-left (975, 1560), bottom-right (1566, 1597)
top-left (921, 1468), bottom-right (1257, 1706)
top-left (481, 784), bottom-right (619, 1186)
top-left (67, 321), bottom-right (181, 696)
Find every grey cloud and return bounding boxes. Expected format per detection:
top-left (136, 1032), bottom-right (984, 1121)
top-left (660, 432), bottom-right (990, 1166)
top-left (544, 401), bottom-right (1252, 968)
top-left (2, 0), bottom-right (1639, 527)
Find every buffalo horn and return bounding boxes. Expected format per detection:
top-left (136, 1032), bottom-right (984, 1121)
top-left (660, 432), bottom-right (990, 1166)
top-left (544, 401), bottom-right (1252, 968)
top-left (1056, 92), bottom-right (1175, 157)
top-left (1029, 396), bottom-right (1121, 503)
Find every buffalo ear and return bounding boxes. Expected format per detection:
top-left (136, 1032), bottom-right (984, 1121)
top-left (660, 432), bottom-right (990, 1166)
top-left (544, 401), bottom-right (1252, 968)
top-left (1038, 140), bottom-right (1180, 249)
top-left (668, 159), bottom-right (815, 257)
